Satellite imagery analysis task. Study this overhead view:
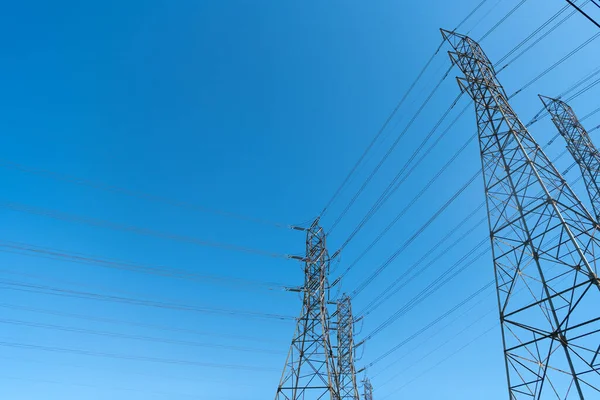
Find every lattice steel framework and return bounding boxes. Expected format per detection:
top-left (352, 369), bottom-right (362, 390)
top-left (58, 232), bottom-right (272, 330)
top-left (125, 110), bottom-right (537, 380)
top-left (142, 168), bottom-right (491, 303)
top-left (540, 95), bottom-right (600, 222)
top-left (442, 29), bottom-right (600, 399)
top-left (275, 218), bottom-right (340, 400)
top-left (362, 378), bottom-right (373, 400)
top-left (336, 294), bottom-right (359, 400)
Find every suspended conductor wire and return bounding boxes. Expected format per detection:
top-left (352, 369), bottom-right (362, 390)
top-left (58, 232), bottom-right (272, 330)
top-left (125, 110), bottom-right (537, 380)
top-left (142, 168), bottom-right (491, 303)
top-left (454, 0), bottom-right (490, 31)
top-left (567, 0), bottom-right (600, 29)
top-left (328, 65), bottom-right (454, 235)
top-left (509, 30), bottom-right (600, 98)
top-left (320, 0), bottom-right (491, 219)
top-left (494, 3), bottom-right (573, 67)
top-left (0, 302), bottom-right (277, 343)
top-left (331, 103), bottom-right (472, 278)
top-left (0, 239), bottom-right (289, 290)
top-left (319, 41), bottom-right (445, 218)
top-left (0, 200), bottom-right (291, 260)
top-left (378, 325), bottom-right (496, 399)
top-left (0, 340), bottom-right (277, 372)
top-left (0, 160), bottom-right (291, 230)
top-left (330, 94), bottom-right (466, 261)
top-left (0, 279), bottom-right (294, 321)
top-left (0, 317), bottom-right (282, 355)
top-left (466, 0), bottom-right (504, 35)
top-left (349, 170), bottom-right (481, 299)
top-left (479, 0), bottom-right (530, 42)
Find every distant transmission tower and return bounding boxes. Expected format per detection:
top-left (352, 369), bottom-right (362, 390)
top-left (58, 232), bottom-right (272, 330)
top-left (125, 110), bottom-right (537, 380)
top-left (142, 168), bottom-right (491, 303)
top-left (442, 29), bottom-right (600, 399)
top-left (540, 95), bottom-right (600, 221)
top-left (336, 294), bottom-right (359, 400)
top-left (275, 218), bottom-right (340, 400)
top-left (362, 378), bottom-right (373, 400)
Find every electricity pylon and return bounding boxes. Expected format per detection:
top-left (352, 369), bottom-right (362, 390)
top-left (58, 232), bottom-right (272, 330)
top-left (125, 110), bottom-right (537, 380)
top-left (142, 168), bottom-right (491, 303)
top-left (275, 218), bottom-right (340, 400)
top-left (336, 294), bottom-right (359, 400)
top-left (540, 95), bottom-right (600, 221)
top-left (442, 29), bottom-right (600, 399)
top-left (362, 378), bottom-right (373, 400)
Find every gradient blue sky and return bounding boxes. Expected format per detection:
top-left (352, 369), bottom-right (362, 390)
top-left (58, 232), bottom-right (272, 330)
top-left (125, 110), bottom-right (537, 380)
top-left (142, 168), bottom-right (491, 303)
top-left (0, 0), bottom-right (599, 399)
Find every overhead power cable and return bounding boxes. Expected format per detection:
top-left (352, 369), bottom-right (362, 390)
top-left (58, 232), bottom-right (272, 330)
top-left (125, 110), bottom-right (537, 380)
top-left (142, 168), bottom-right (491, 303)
top-left (0, 200), bottom-right (291, 260)
top-left (0, 302), bottom-right (275, 343)
top-left (358, 213), bottom-right (488, 317)
top-left (496, 1), bottom-right (590, 73)
top-left (0, 280), bottom-right (294, 321)
top-left (362, 282), bottom-right (495, 369)
top-left (361, 240), bottom-right (490, 342)
top-left (0, 317), bottom-right (282, 355)
top-left (350, 171), bottom-right (481, 299)
top-left (0, 240), bottom-right (288, 290)
top-left (378, 325), bottom-right (497, 399)
top-left (0, 340), bottom-right (277, 372)
top-left (331, 95), bottom-right (468, 260)
top-left (479, 0), bottom-right (530, 42)
top-left (509, 30), bottom-right (600, 98)
top-left (454, 0), bottom-right (490, 31)
top-left (0, 159), bottom-right (290, 230)
top-left (0, 373), bottom-right (245, 400)
top-left (319, 41), bottom-right (445, 217)
top-left (377, 309), bottom-right (495, 387)
top-left (567, 0), bottom-right (600, 28)
top-left (328, 65), bottom-right (454, 234)
top-left (494, 3), bottom-right (572, 67)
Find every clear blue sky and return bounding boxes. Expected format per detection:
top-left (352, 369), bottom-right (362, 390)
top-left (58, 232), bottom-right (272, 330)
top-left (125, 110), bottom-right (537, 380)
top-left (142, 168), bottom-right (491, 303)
top-left (0, 0), bottom-right (599, 399)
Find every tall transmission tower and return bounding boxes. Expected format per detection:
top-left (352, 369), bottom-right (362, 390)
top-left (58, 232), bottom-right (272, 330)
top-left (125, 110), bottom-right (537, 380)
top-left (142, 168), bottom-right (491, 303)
top-left (336, 294), bottom-right (359, 400)
top-left (275, 218), bottom-right (340, 400)
top-left (540, 95), bottom-right (600, 221)
top-left (362, 378), bottom-right (373, 400)
top-left (441, 29), bottom-right (600, 399)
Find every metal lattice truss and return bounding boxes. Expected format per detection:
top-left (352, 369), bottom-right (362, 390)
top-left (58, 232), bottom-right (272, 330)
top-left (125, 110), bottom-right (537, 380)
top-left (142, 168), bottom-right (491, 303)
top-left (336, 295), bottom-right (359, 400)
top-left (276, 219), bottom-right (340, 400)
top-left (362, 378), bottom-right (373, 400)
top-left (442, 29), bottom-right (600, 399)
top-left (540, 95), bottom-right (600, 222)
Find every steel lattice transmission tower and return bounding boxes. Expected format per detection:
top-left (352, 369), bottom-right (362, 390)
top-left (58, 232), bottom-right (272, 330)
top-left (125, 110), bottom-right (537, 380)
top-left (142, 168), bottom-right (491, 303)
top-left (336, 294), bottom-right (359, 400)
top-left (362, 378), bottom-right (373, 400)
top-left (275, 218), bottom-right (340, 400)
top-left (442, 29), bottom-right (600, 399)
top-left (540, 95), bottom-right (600, 221)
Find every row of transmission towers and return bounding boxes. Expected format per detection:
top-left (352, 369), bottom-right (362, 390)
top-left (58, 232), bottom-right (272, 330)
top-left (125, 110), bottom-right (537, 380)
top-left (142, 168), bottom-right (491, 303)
top-left (273, 27), bottom-right (600, 400)
top-left (275, 219), bottom-right (370, 400)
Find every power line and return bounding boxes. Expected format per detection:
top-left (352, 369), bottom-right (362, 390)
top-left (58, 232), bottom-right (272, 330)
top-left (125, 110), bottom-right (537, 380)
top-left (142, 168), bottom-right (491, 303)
top-left (0, 340), bottom-right (277, 372)
top-left (0, 317), bottom-right (282, 354)
top-left (349, 171), bottom-right (480, 299)
top-left (0, 302), bottom-right (275, 343)
top-left (319, 41), bottom-right (445, 218)
top-left (378, 325), bottom-right (497, 399)
top-left (0, 159), bottom-right (290, 230)
top-left (0, 279), bottom-right (294, 321)
top-left (479, 0), bottom-right (530, 42)
top-left (567, 0), bottom-right (600, 28)
top-left (320, 0), bottom-right (491, 219)
top-left (0, 200), bottom-right (292, 260)
top-left (0, 239), bottom-right (288, 290)
top-left (509, 29), bottom-right (600, 98)
top-left (0, 373), bottom-right (251, 400)
top-left (331, 95), bottom-right (468, 261)
top-left (328, 65), bottom-right (454, 233)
